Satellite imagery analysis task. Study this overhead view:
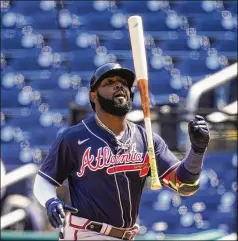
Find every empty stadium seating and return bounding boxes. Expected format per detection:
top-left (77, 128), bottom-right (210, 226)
top-left (1, 0), bottom-right (237, 235)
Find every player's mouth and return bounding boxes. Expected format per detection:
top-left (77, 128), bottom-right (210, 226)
top-left (114, 91), bottom-right (127, 101)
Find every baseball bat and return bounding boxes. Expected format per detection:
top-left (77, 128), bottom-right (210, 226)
top-left (128, 16), bottom-right (162, 190)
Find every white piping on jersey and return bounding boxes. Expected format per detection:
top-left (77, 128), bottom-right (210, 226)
top-left (38, 170), bottom-right (62, 187)
top-left (159, 161), bottom-right (180, 179)
top-left (123, 122), bottom-right (135, 227)
top-left (82, 120), bottom-right (125, 228)
top-left (113, 175), bottom-right (125, 227)
top-left (124, 173), bottom-right (133, 227)
top-left (120, 122), bottom-right (135, 227)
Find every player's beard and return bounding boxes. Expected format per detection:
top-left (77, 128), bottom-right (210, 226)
top-left (97, 92), bottom-right (132, 116)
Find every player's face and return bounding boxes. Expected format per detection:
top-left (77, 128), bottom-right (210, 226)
top-left (99, 76), bottom-right (130, 105)
top-left (92, 76), bottom-right (132, 116)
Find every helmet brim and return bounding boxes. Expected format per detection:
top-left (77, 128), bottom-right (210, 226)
top-left (90, 68), bottom-right (135, 91)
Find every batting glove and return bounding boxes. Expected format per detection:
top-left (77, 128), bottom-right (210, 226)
top-left (45, 197), bottom-right (78, 228)
top-left (188, 115), bottom-right (210, 154)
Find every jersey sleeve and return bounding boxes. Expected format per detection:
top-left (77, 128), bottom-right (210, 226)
top-left (153, 133), bottom-right (180, 179)
top-left (38, 133), bottom-right (75, 187)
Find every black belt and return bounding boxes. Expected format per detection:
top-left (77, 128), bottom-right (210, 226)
top-left (85, 222), bottom-right (138, 240)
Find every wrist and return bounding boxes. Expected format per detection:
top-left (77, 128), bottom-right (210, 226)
top-left (191, 144), bottom-right (206, 154)
top-left (45, 197), bottom-right (59, 209)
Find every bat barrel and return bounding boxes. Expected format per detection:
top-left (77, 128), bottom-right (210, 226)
top-left (128, 15), bottom-right (162, 190)
top-left (128, 16), bottom-right (148, 80)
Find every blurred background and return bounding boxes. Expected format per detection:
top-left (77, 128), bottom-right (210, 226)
top-left (1, 0), bottom-right (237, 240)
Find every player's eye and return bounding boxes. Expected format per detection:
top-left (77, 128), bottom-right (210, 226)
top-left (120, 80), bottom-right (128, 86)
top-left (103, 79), bottom-right (113, 85)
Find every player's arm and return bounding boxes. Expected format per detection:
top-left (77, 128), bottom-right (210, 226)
top-left (33, 174), bottom-right (57, 206)
top-left (155, 115), bottom-right (210, 196)
top-left (33, 132), bottom-right (78, 228)
top-left (162, 166), bottom-right (200, 196)
top-left (33, 174), bottom-right (78, 228)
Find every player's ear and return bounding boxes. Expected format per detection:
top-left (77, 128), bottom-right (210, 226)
top-left (90, 91), bottom-right (97, 103)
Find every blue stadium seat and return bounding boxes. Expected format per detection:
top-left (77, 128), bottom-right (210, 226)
top-left (158, 39), bottom-right (190, 51)
top-left (119, 59), bottom-right (134, 71)
top-left (69, 49), bottom-right (96, 71)
top-left (176, 58), bottom-right (219, 78)
top-left (143, 15), bottom-right (174, 31)
top-left (1, 143), bottom-right (21, 165)
top-left (29, 71), bottom-right (68, 90)
top-left (29, 126), bottom-right (62, 146)
top-left (8, 47), bottom-right (53, 71)
top-left (64, 1), bottom-right (95, 14)
top-left (120, 1), bottom-right (151, 13)
top-left (81, 14), bottom-right (119, 31)
top-left (6, 109), bottom-right (42, 129)
top-left (225, 1), bottom-right (237, 14)
top-left (47, 34), bottom-right (81, 52)
top-left (1, 31), bottom-right (23, 50)
top-left (170, 1), bottom-right (207, 15)
top-left (103, 37), bottom-right (131, 51)
top-left (148, 71), bottom-right (174, 94)
top-left (1, 1), bottom-right (237, 235)
top-left (204, 152), bottom-right (235, 170)
top-left (9, 1), bottom-right (42, 14)
top-left (47, 31), bottom-right (98, 53)
top-left (192, 16), bottom-right (227, 31)
top-left (29, 78), bottom-right (59, 91)
top-left (215, 39), bottom-right (237, 52)
top-left (45, 38), bottom-right (65, 53)
top-left (1, 89), bottom-right (23, 107)
top-left (40, 90), bottom-right (73, 109)
top-left (11, 56), bottom-right (41, 71)
top-left (1, 12), bottom-right (18, 30)
top-left (30, 12), bottom-right (59, 30)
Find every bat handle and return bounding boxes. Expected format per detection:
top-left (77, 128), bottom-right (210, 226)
top-left (148, 147), bottom-right (162, 190)
top-left (151, 174), bottom-right (162, 190)
top-left (144, 116), bottom-right (163, 190)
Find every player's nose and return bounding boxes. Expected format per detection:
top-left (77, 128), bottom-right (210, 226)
top-left (114, 82), bottom-right (123, 90)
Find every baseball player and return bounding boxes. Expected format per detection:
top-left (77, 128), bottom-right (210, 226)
top-left (33, 62), bottom-right (210, 240)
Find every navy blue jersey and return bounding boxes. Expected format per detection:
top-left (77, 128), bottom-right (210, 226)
top-left (39, 115), bottom-right (180, 228)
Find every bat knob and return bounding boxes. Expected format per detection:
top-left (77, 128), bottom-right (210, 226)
top-left (151, 184), bottom-right (163, 190)
top-left (150, 177), bottom-right (163, 190)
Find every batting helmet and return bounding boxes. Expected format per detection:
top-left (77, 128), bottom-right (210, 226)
top-left (89, 62), bottom-right (136, 111)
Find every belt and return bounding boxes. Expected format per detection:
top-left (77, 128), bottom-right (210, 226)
top-left (69, 214), bottom-right (139, 240)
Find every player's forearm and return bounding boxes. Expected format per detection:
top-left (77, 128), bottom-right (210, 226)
top-left (33, 174), bottom-right (57, 207)
top-left (162, 148), bottom-right (204, 196)
top-left (176, 148), bottom-right (204, 183)
top-left (175, 148), bottom-right (204, 195)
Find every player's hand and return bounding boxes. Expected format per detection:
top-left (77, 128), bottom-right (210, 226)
top-left (45, 197), bottom-right (78, 228)
top-left (188, 115), bottom-right (210, 154)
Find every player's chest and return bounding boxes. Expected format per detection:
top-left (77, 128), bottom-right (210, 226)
top-left (72, 137), bottom-right (149, 178)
